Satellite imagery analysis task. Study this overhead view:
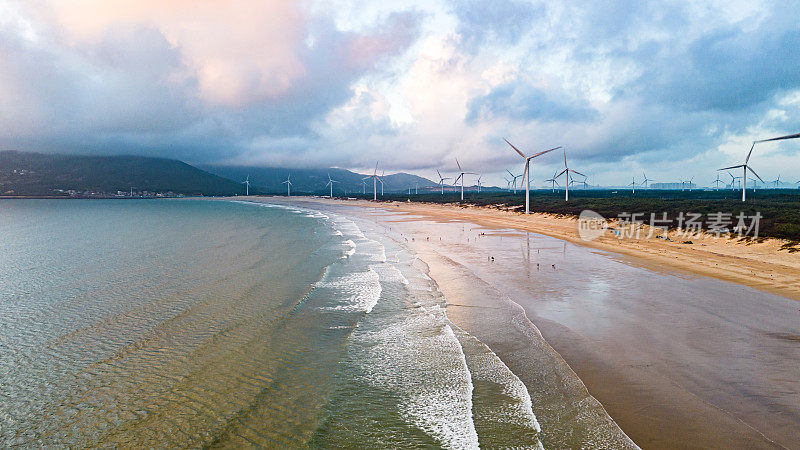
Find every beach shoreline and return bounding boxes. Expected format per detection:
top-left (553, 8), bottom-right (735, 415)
top-left (277, 196), bottom-right (800, 302)
top-left (234, 196), bottom-right (800, 449)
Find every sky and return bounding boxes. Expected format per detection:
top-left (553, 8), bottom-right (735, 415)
top-left (1, 0), bottom-right (799, 186)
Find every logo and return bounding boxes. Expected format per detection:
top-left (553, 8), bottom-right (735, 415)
top-left (578, 209), bottom-right (608, 241)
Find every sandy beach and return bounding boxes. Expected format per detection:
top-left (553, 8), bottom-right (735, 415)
top-left (241, 196), bottom-right (800, 449)
top-left (307, 198), bottom-right (800, 302)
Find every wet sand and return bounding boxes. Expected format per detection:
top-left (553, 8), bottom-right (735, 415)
top-left (250, 196), bottom-right (800, 449)
top-left (300, 198), bottom-right (800, 301)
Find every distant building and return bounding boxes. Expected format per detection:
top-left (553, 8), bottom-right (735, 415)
top-left (651, 182), bottom-right (697, 190)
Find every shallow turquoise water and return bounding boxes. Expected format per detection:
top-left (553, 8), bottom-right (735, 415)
top-left (0, 199), bottom-right (543, 447)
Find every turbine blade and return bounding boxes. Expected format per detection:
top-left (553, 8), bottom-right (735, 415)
top-left (556, 168), bottom-right (567, 178)
top-left (747, 166), bottom-right (765, 182)
top-left (745, 142), bottom-right (755, 164)
top-left (754, 132), bottom-right (800, 144)
top-left (570, 169), bottom-right (587, 177)
top-left (530, 146), bottom-right (561, 159)
top-left (718, 165), bottom-right (744, 171)
top-left (504, 138), bottom-right (527, 158)
top-left (506, 169), bottom-right (514, 177)
top-left (453, 174), bottom-right (462, 184)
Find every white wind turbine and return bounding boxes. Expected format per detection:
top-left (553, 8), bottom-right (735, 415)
top-left (241, 175), bottom-right (251, 196)
top-left (325, 173), bottom-right (338, 198)
top-left (452, 158), bottom-right (476, 201)
top-left (554, 148), bottom-right (585, 201)
top-left (679, 176), bottom-right (694, 191)
top-left (436, 169), bottom-right (451, 194)
top-left (769, 174), bottom-right (781, 188)
top-left (506, 169), bottom-right (522, 194)
top-left (628, 176), bottom-right (636, 194)
top-left (504, 139), bottom-right (560, 213)
top-left (710, 173), bottom-right (724, 189)
top-left (362, 162), bottom-right (382, 200)
top-left (545, 172), bottom-right (559, 192)
top-left (476, 175), bottom-right (483, 193)
top-left (282, 174), bottom-right (292, 196)
top-left (719, 132), bottom-right (800, 201)
top-left (726, 171), bottom-right (741, 190)
top-left (641, 172), bottom-right (653, 189)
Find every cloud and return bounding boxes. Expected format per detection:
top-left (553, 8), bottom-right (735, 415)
top-left (466, 81), bottom-right (598, 123)
top-left (0, 0), bottom-right (799, 186)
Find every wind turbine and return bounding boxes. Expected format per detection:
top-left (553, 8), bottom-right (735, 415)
top-left (554, 148), bottom-right (585, 201)
top-left (476, 175), bottom-right (483, 193)
top-left (452, 159), bottom-right (476, 201)
top-left (720, 132), bottom-right (800, 201)
top-left (545, 172), bottom-right (559, 192)
top-left (362, 162), bottom-right (382, 200)
top-left (436, 169), bottom-right (450, 195)
top-left (770, 174), bottom-right (781, 188)
top-left (710, 173), bottom-right (724, 189)
top-left (504, 138), bottom-right (560, 213)
top-left (325, 173), bottom-right (338, 198)
top-left (641, 172), bottom-right (653, 189)
top-left (726, 171), bottom-right (741, 190)
top-left (282, 174), bottom-right (292, 196)
top-left (241, 175), bottom-right (251, 196)
top-left (506, 169), bottom-right (522, 194)
top-left (628, 176), bottom-right (636, 194)
top-left (504, 176), bottom-right (512, 191)
top-left (361, 179), bottom-right (366, 195)
top-left (679, 176), bottom-right (694, 191)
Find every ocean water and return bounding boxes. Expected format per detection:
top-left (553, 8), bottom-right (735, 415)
top-left (0, 199), bottom-right (544, 447)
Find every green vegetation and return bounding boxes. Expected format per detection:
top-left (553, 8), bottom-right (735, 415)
top-left (356, 189), bottom-right (800, 243)
top-left (0, 151), bottom-right (247, 196)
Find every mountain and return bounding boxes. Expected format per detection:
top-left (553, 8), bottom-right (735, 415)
top-left (201, 165), bottom-right (439, 195)
top-left (0, 151), bottom-right (246, 196)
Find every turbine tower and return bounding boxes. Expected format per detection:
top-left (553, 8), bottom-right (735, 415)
top-left (362, 162), bottom-right (382, 201)
top-left (436, 169), bottom-right (451, 194)
top-left (504, 138), bottom-right (560, 214)
top-left (770, 174), bottom-right (781, 188)
top-left (325, 173), bottom-right (338, 198)
top-left (476, 175), bottom-right (482, 193)
top-left (241, 175), bottom-right (251, 196)
top-left (628, 176), bottom-right (636, 194)
top-left (719, 132), bottom-right (800, 201)
top-left (452, 158), bottom-right (476, 201)
top-left (282, 174), bottom-right (292, 197)
top-left (554, 148), bottom-right (585, 201)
